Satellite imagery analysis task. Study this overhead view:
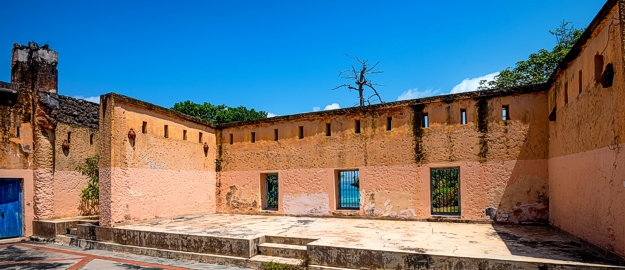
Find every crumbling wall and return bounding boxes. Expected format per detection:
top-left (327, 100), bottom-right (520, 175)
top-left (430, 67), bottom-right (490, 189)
top-left (99, 94), bottom-right (217, 227)
top-left (217, 88), bottom-right (549, 222)
top-left (548, 1), bottom-right (625, 258)
top-left (0, 81), bottom-right (34, 170)
top-left (10, 43), bottom-right (59, 220)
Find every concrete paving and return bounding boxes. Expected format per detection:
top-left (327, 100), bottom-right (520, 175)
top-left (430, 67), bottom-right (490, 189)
top-left (0, 241), bottom-right (252, 269)
top-left (120, 214), bottom-right (625, 267)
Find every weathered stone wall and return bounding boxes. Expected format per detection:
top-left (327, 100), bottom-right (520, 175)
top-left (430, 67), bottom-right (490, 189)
top-left (9, 43), bottom-right (58, 221)
top-left (0, 81), bottom-right (34, 170)
top-left (99, 94), bottom-right (217, 227)
top-left (217, 88), bottom-right (549, 223)
top-left (548, 1), bottom-right (625, 258)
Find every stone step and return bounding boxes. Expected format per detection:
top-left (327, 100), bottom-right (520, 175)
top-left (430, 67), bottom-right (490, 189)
top-left (55, 234), bottom-right (78, 246)
top-left (77, 220), bottom-right (99, 225)
top-left (308, 266), bottom-right (357, 270)
top-left (258, 242), bottom-right (307, 259)
top-left (264, 235), bottom-right (317, 246)
top-left (67, 227), bottom-right (77, 235)
top-left (250, 254), bottom-right (303, 266)
top-left (58, 237), bottom-right (263, 269)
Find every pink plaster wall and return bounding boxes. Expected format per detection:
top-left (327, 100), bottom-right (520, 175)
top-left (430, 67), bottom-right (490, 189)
top-left (218, 159), bottom-right (548, 222)
top-left (99, 95), bottom-right (217, 226)
top-left (0, 169), bottom-right (35, 237)
top-left (548, 3), bottom-right (625, 258)
top-left (52, 171), bottom-right (93, 218)
top-left (549, 144), bottom-right (625, 256)
top-left (107, 168), bottom-right (215, 224)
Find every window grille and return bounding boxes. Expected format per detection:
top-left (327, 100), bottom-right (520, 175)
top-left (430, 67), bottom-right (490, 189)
top-left (430, 168), bottom-right (460, 215)
top-left (265, 174), bottom-right (278, 210)
top-left (338, 170), bottom-right (360, 209)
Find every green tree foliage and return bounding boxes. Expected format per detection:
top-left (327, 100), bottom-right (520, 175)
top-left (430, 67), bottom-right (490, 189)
top-left (172, 100), bottom-right (268, 124)
top-left (76, 155), bottom-right (99, 201)
top-left (479, 22), bottom-right (584, 89)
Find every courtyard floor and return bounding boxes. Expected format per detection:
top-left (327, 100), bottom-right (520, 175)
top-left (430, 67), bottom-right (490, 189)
top-left (117, 213), bottom-right (625, 267)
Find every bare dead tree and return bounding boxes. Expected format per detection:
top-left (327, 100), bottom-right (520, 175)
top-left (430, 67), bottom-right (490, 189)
top-left (333, 54), bottom-right (384, 107)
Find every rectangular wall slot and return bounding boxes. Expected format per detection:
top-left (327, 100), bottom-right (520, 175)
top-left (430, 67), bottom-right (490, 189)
top-left (16, 126), bottom-right (20, 138)
top-left (142, 121), bottom-right (147, 134)
top-left (274, 129), bottom-right (278, 141)
top-left (595, 54), bottom-right (604, 83)
top-left (199, 132), bottom-right (203, 143)
top-left (386, 117), bottom-right (392, 131)
top-left (502, 105), bottom-right (510, 121)
top-left (90, 134), bottom-right (94, 145)
top-left (326, 123), bottom-right (331, 136)
top-left (251, 132), bottom-right (256, 143)
top-left (164, 125), bottom-right (169, 138)
top-left (355, 120), bottom-right (361, 134)
top-left (67, 132), bottom-right (71, 143)
top-left (460, 109), bottom-right (467, 125)
top-left (299, 126), bottom-right (304, 139)
top-left (183, 130), bottom-right (187, 140)
top-left (564, 83), bottom-right (568, 104)
top-left (229, 134), bottom-right (233, 144)
top-left (578, 70), bottom-right (583, 94)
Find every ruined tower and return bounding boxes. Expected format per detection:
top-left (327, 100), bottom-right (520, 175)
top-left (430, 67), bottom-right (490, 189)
top-left (11, 42), bottom-right (59, 219)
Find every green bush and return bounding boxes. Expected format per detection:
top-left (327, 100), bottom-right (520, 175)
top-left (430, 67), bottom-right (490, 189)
top-left (76, 155), bottom-right (99, 201)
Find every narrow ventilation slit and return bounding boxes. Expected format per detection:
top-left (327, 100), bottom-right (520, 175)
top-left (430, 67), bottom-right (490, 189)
top-left (274, 129), bottom-right (279, 141)
top-left (164, 125), bottom-right (169, 138)
top-left (299, 126), bottom-right (304, 139)
top-left (251, 132), bottom-right (256, 143)
top-left (502, 105), bottom-right (510, 121)
top-left (229, 134), bottom-right (233, 144)
top-left (199, 132), bottom-right (203, 143)
top-left (326, 123), bottom-right (331, 136)
top-left (142, 121), bottom-right (147, 134)
top-left (578, 70), bottom-right (583, 94)
top-left (183, 130), bottom-right (187, 140)
top-left (355, 120), bottom-right (361, 134)
top-left (595, 54), bottom-right (604, 83)
top-left (564, 83), bottom-right (568, 104)
top-left (460, 109), bottom-right (467, 125)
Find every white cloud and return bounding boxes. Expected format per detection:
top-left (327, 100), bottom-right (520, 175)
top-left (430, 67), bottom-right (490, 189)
top-left (267, 112), bottom-right (278, 117)
top-left (397, 88), bottom-right (441, 101)
top-left (324, 103), bottom-right (340, 110)
top-left (74, 95), bottom-right (100, 104)
top-left (312, 106), bottom-right (321, 112)
top-left (450, 72), bottom-right (499, 94)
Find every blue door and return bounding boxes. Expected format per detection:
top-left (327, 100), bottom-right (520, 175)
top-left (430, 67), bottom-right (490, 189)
top-left (0, 178), bottom-right (22, 238)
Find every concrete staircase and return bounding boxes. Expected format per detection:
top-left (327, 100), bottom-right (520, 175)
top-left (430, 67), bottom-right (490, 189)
top-left (252, 235), bottom-right (316, 267)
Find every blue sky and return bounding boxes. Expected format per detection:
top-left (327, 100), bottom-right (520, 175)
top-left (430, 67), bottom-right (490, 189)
top-left (2, 1), bottom-right (605, 116)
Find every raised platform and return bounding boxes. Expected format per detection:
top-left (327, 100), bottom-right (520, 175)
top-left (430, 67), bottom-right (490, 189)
top-left (68, 214), bottom-right (624, 269)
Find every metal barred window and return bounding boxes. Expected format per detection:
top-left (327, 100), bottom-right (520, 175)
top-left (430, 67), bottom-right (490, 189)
top-left (338, 170), bottom-right (360, 209)
top-left (430, 168), bottom-right (460, 215)
top-left (265, 174), bottom-right (278, 210)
